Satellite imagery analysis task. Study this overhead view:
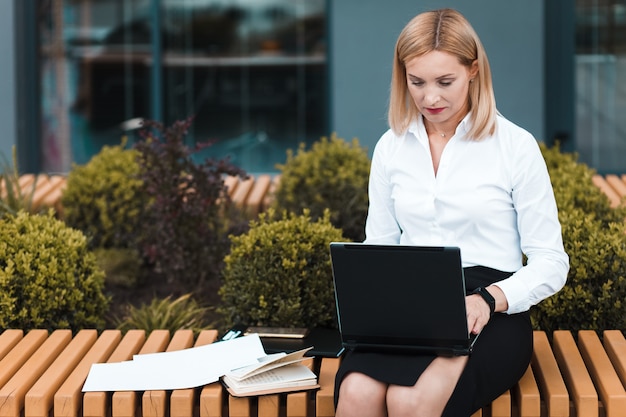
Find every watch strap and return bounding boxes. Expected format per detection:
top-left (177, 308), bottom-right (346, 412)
top-left (472, 287), bottom-right (496, 315)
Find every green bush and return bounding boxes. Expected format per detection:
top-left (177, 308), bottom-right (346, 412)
top-left (93, 247), bottom-right (142, 288)
top-left (218, 209), bottom-right (345, 329)
top-left (0, 211), bottom-right (110, 331)
top-left (114, 293), bottom-right (214, 335)
top-left (541, 143), bottom-right (625, 223)
top-left (531, 143), bottom-right (626, 333)
top-left (273, 134), bottom-right (370, 242)
top-left (61, 142), bottom-right (149, 249)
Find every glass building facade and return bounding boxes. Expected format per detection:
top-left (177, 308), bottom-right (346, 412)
top-left (38, 0), bottom-right (326, 174)
top-left (575, 0), bottom-right (626, 172)
top-left (8, 0), bottom-right (626, 175)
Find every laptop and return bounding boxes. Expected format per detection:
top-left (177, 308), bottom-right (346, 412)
top-left (329, 242), bottom-right (478, 356)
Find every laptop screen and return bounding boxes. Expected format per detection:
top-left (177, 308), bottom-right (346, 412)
top-left (330, 243), bottom-right (473, 355)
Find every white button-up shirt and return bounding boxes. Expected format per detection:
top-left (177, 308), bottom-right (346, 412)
top-left (365, 113), bottom-right (569, 314)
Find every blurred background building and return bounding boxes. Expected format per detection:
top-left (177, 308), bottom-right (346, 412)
top-left (1, 0), bottom-right (624, 175)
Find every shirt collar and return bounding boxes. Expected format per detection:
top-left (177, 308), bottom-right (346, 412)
top-left (408, 113), bottom-right (472, 139)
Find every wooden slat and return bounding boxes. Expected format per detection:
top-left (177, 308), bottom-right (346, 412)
top-left (286, 391), bottom-right (308, 417)
top-left (287, 391), bottom-right (309, 417)
top-left (170, 330), bottom-right (219, 417)
top-left (31, 175), bottom-right (64, 210)
top-left (199, 380), bottom-right (224, 417)
top-left (0, 330), bottom-right (72, 417)
top-left (31, 182), bottom-right (51, 210)
top-left (83, 330), bottom-right (146, 417)
top-left (41, 175), bottom-right (66, 208)
top-left (231, 177), bottom-right (255, 208)
top-left (258, 395), bottom-right (280, 417)
top-left (552, 330), bottom-right (598, 417)
top-left (603, 330), bottom-right (626, 389)
top-left (223, 176), bottom-right (239, 198)
top-left (286, 357), bottom-right (314, 417)
top-left (0, 330), bottom-right (24, 361)
top-left (25, 329), bottom-right (98, 417)
top-left (605, 174), bottom-right (626, 198)
top-left (263, 175), bottom-right (280, 209)
top-left (515, 366), bottom-right (541, 417)
top-left (0, 330), bottom-right (48, 389)
top-left (316, 358), bottom-right (339, 417)
top-left (111, 330), bottom-right (171, 417)
top-left (491, 390), bottom-right (511, 417)
top-left (142, 330), bottom-right (195, 417)
top-left (18, 173), bottom-right (36, 190)
top-left (531, 331), bottom-right (569, 417)
top-left (245, 174), bottom-right (272, 215)
top-left (227, 396), bottom-right (251, 417)
top-left (53, 330), bottom-right (122, 417)
top-left (592, 175), bottom-right (621, 208)
top-left (578, 330), bottom-right (626, 417)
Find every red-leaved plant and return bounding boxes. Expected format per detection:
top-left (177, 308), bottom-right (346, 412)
top-left (134, 117), bottom-right (248, 289)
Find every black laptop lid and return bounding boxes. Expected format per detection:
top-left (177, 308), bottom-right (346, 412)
top-left (330, 242), bottom-right (472, 356)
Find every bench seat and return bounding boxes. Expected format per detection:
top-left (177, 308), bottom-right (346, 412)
top-left (9, 173), bottom-right (626, 217)
top-left (5, 174), bottom-right (278, 217)
top-left (1, 329), bottom-right (625, 417)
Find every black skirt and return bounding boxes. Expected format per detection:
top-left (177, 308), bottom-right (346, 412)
top-left (334, 266), bottom-right (533, 416)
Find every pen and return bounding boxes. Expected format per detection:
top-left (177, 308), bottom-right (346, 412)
top-left (222, 330), bottom-right (241, 340)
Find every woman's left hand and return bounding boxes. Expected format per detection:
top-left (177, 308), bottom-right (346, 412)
top-left (465, 286), bottom-right (508, 334)
top-left (465, 293), bottom-right (492, 334)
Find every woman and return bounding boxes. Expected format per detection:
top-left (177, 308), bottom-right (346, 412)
top-left (334, 8), bottom-right (569, 417)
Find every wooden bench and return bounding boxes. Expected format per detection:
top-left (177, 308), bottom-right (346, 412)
top-left (591, 174), bottom-right (626, 208)
top-left (1, 329), bottom-right (626, 417)
top-left (0, 173), bottom-right (67, 214)
top-left (10, 173), bottom-right (626, 217)
top-left (5, 174), bottom-right (279, 217)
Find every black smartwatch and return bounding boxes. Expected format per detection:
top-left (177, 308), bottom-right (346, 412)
top-left (472, 287), bottom-right (496, 315)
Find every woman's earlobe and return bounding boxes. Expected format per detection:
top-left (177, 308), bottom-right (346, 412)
top-left (470, 60), bottom-right (479, 78)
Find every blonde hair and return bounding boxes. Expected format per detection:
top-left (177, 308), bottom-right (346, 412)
top-left (388, 8), bottom-right (497, 140)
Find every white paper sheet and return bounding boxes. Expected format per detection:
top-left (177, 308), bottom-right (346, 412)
top-left (82, 333), bottom-right (267, 391)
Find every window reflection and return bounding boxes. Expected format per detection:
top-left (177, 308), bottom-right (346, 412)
top-left (575, 0), bottom-right (626, 172)
top-left (41, 0), bottom-right (327, 173)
